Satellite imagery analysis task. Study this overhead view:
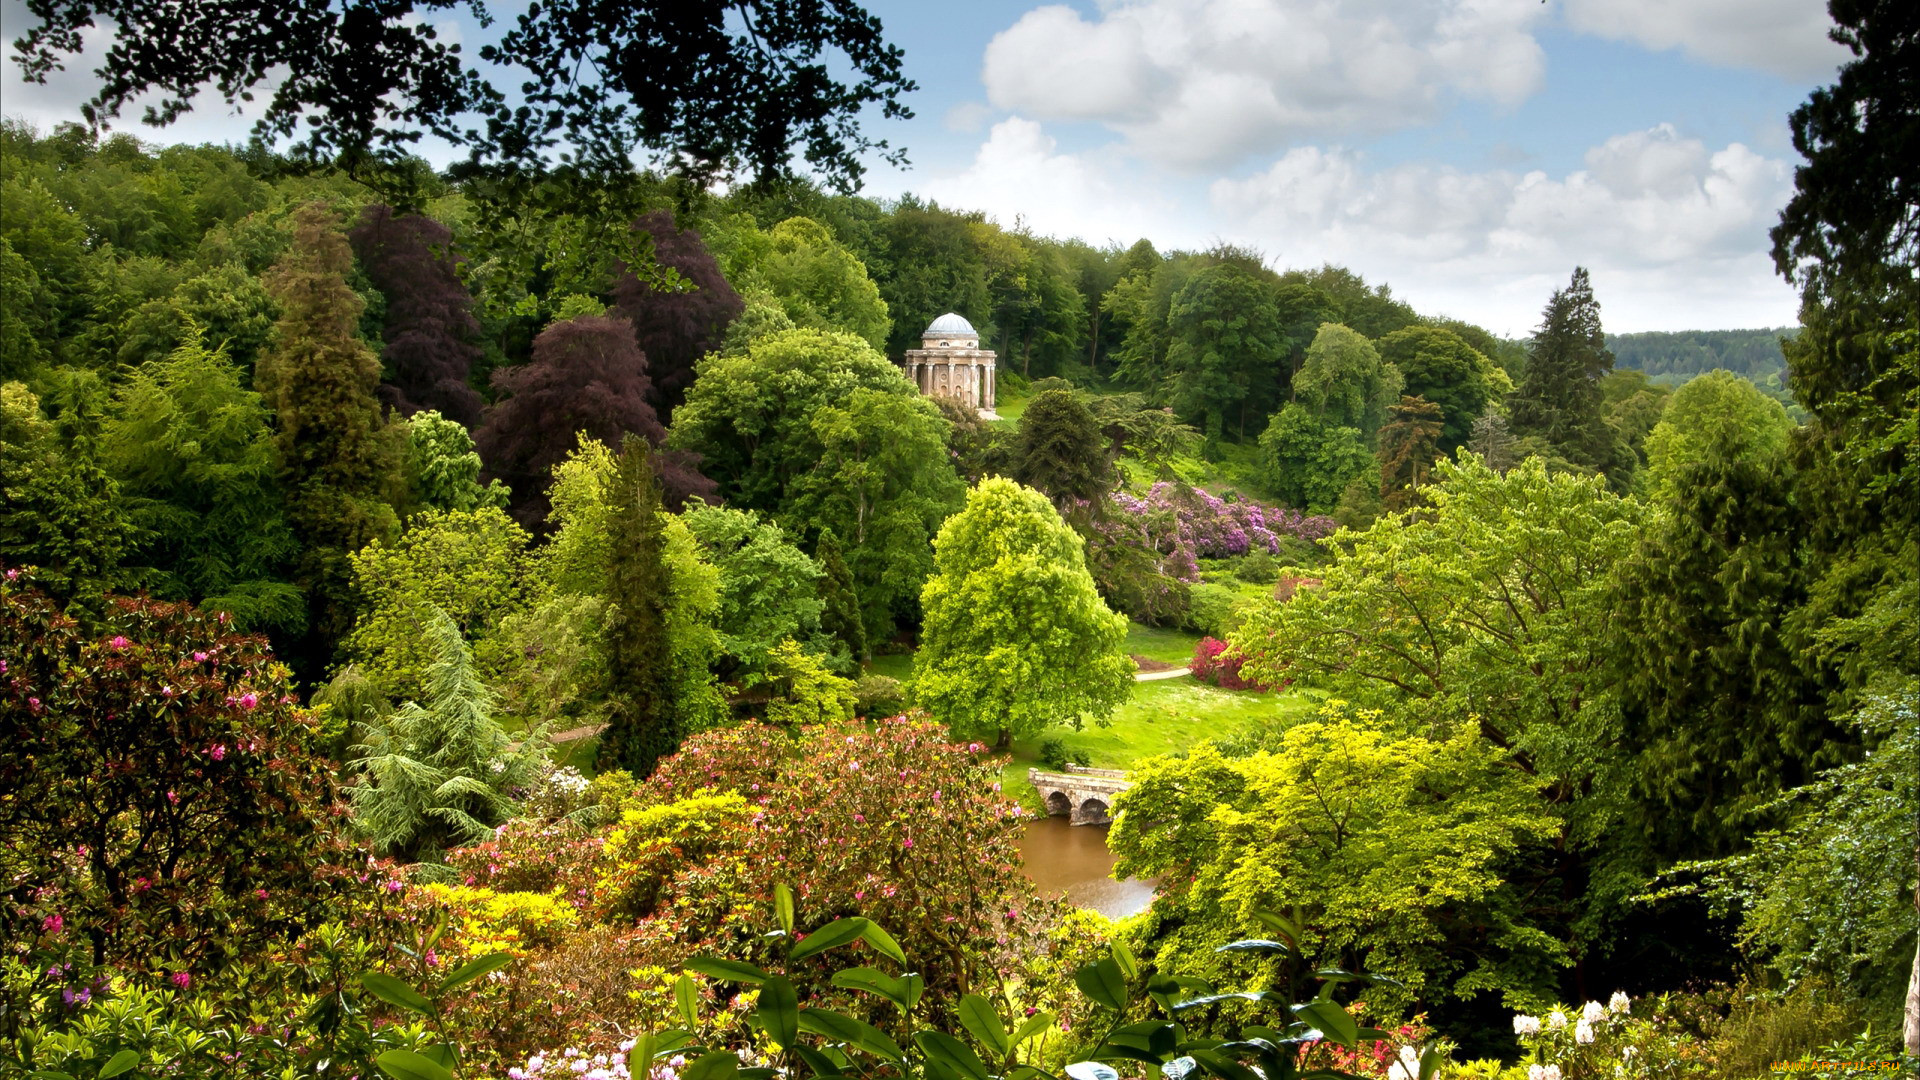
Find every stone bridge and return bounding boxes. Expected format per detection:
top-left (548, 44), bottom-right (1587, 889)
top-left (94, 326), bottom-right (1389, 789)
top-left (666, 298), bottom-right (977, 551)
top-left (1028, 765), bottom-right (1132, 826)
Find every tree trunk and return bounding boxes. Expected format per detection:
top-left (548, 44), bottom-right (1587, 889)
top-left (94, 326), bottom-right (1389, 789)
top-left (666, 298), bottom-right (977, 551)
top-left (995, 726), bottom-right (1012, 751)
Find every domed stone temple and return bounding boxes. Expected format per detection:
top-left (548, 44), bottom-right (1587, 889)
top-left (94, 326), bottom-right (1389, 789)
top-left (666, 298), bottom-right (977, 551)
top-left (901, 312), bottom-right (998, 416)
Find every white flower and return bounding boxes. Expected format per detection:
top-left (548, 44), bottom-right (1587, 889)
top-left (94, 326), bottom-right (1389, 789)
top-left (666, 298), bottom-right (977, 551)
top-left (1512, 1014), bottom-right (1542, 1035)
top-left (1386, 1046), bottom-right (1421, 1080)
top-left (1582, 1000), bottom-right (1606, 1024)
top-left (1526, 1067), bottom-right (1563, 1080)
top-left (1609, 991), bottom-right (1631, 1015)
top-left (1547, 1009), bottom-right (1569, 1030)
top-left (1574, 1018), bottom-right (1596, 1044)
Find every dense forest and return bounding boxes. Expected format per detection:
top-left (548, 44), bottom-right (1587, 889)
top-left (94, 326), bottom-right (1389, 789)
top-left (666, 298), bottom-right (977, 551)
top-left (2, 2), bottom-right (1916, 1079)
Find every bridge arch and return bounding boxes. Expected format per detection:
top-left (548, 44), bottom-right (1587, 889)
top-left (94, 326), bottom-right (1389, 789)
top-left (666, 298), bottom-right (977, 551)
top-left (1045, 790), bottom-right (1073, 817)
top-left (1027, 766), bottom-right (1132, 826)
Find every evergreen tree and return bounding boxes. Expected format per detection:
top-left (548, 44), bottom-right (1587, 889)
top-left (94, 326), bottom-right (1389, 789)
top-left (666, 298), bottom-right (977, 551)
top-left (103, 325), bottom-right (301, 631)
top-left (1377, 395), bottom-right (1444, 511)
top-left (349, 204), bottom-right (486, 427)
top-left (1510, 267), bottom-right (1626, 479)
top-left (815, 528), bottom-right (867, 664)
top-left (1013, 388), bottom-right (1113, 511)
top-left (0, 379), bottom-right (131, 600)
top-left (349, 607), bottom-right (548, 862)
top-left (598, 437), bottom-right (677, 778)
top-left (1468, 409), bottom-right (1515, 474)
top-left (257, 201), bottom-right (401, 667)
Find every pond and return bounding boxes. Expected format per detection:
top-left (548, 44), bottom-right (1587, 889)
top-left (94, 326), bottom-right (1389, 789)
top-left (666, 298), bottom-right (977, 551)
top-left (1018, 816), bottom-right (1157, 919)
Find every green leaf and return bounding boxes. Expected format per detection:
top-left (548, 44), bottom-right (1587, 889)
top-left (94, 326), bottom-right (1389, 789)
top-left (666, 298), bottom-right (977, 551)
top-left (829, 967), bottom-right (914, 1011)
top-left (675, 974), bottom-right (701, 1027)
top-left (1249, 909), bottom-right (1299, 946)
top-left (438, 951), bottom-right (514, 992)
top-left (797, 1007), bottom-right (906, 1061)
top-left (28, 1071), bottom-right (78, 1080)
top-left (1107, 1020), bottom-right (1178, 1059)
top-left (857, 919), bottom-right (908, 965)
top-left (360, 972), bottom-right (435, 1018)
top-left (956, 994), bottom-right (1011, 1058)
top-left (915, 1030), bottom-right (992, 1080)
top-left (758, 975), bottom-right (800, 1049)
top-left (1161, 1057), bottom-right (1198, 1080)
top-left (1186, 1049), bottom-right (1262, 1080)
top-left (1291, 1001), bottom-right (1359, 1049)
top-left (774, 884), bottom-right (796, 935)
top-left (1169, 991), bottom-right (1274, 1011)
top-left (788, 917), bottom-right (870, 961)
top-left (97, 1052), bottom-right (141, 1079)
top-left (790, 1044), bottom-right (843, 1078)
top-left (1109, 938), bottom-right (1140, 981)
top-left (1214, 940), bottom-right (1291, 956)
top-left (684, 957), bottom-right (770, 984)
top-left (1073, 957), bottom-right (1129, 1012)
top-left (683, 1051), bottom-right (741, 1080)
top-left (1011, 1010), bottom-right (1057, 1046)
top-left (1419, 1044), bottom-right (1447, 1080)
top-left (373, 1049), bottom-right (454, 1080)
top-left (629, 1034), bottom-right (659, 1074)
top-left (1065, 1063), bottom-right (1119, 1080)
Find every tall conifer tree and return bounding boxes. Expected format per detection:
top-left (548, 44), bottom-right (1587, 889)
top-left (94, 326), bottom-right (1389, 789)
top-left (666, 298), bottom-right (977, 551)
top-left (1377, 395), bottom-right (1444, 511)
top-left (598, 436), bottom-right (676, 777)
top-left (1510, 267), bottom-right (1625, 480)
top-left (257, 202), bottom-right (399, 666)
top-left (814, 528), bottom-right (867, 664)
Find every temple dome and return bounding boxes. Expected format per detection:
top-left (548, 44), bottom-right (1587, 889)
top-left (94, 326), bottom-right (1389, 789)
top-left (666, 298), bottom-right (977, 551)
top-left (924, 312), bottom-right (977, 337)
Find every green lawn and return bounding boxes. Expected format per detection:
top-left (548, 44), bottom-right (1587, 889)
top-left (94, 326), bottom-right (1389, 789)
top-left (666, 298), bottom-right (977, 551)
top-left (996, 678), bottom-right (1314, 812)
top-left (1124, 623), bottom-right (1203, 665)
top-left (863, 652), bottom-right (915, 682)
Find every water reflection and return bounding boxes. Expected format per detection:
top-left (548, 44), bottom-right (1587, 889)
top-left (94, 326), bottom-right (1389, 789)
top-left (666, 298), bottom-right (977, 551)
top-left (1019, 816), bottom-right (1157, 919)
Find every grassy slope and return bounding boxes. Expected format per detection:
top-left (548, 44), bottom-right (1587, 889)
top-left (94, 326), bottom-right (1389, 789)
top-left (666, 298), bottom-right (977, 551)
top-left (1124, 623), bottom-right (1203, 664)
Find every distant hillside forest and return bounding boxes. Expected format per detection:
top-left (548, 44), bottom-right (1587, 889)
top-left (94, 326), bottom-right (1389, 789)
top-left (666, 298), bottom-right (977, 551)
top-left (1608, 327), bottom-right (1795, 383)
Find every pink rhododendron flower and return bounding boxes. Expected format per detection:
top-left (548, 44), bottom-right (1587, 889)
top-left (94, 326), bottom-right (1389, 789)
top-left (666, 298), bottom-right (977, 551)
top-left (237, 691), bottom-right (259, 710)
top-left (193, 651), bottom-right (208, 662)
top-left (171, 971), bottom-right (191, 989)
top-left (209, 744), bottom-right (227, 761)
top-left (108, 635), bottom-right (130, 650)
top-left (41, 913), bottom-right (62, 933)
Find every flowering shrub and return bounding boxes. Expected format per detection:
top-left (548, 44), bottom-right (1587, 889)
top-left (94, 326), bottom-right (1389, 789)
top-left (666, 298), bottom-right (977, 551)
top-left (632, 719), bottom-right (1055, 1006)
top-left (1188, 636), bottom-right (1278, 691)
top-left (595, 793), bottom-right (752, 920)
top-left (421, 883), bottom-right (581, 958)
top-left (1109, 482), bottom-right (1337, 563)
top-left (0, 571), bottom-right (349, 1007)
top-left (446, 818), bottom-right (604, 899)
top-left (1504, 994), bottom-right (1716, 1079)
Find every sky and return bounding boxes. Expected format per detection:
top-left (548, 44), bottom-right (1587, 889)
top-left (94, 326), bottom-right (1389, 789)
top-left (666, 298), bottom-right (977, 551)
top-left (0, 0), bottom-right (1849, 335)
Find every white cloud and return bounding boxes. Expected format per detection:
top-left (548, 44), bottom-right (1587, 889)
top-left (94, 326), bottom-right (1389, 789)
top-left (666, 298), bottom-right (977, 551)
top-left (907, 116), bottom-right (1203, 250)
top-left (981, 0), bottom-right (1547, 169)
top-left (1560, 0), bottom-right (1846, 80)
top-left (1210, 124), bottom-right (1799, 332)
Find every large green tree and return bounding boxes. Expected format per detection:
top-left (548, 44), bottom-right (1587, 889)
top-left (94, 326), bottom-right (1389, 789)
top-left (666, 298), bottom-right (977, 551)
top-left (1012, 388), bottom-right (1115, 511)
top-left (1257, 403), bottom-right (1374, 514)
top-left (1510, 267), bottom-right (1627, 481)
top-left (914, 477), bottom-right (1131, 747)
top-left (671, 328), bottom-right (960, 639)
top-left (1376, 325), bottom-right (1499, 453)
top-left (750, 216), bottom-right (891, 349)
top-left (1166, 262), bottom-right (1285, 441)
top-left (1111, 702), bottom-right (1563, 1015)
top-left (103, 326), bottom-right (300, 631)
top-left (257, 201), bottom-right (401, 669)
top-left (1643, 370), bottom-right (1794, 498)
top-left (13, 1), bottom-right (915, 193)
top-left (1293, 322), bottom-right (1402, 445)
